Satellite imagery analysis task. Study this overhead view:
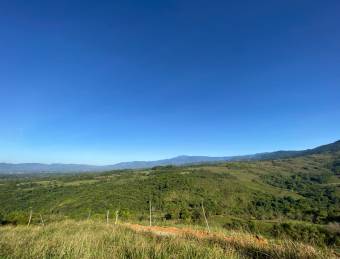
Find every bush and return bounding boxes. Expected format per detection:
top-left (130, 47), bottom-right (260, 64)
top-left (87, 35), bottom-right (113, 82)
top-left (271, 222), bottom-right (340, 247)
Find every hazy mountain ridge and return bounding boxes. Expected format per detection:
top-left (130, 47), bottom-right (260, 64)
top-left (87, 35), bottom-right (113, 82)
top-left (1, 140), bottom-right (339, 173)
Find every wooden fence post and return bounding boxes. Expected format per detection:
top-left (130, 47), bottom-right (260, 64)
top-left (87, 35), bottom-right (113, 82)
top-left (201, 201), bottom-right (210, 233)
top-left (27, 209), bottom-right (32, 227)
top-left (115, 210), bottom-right (119, 225)
top-left (149, 199), bottom-right (152, 227)
top-left (40, 213), bottom-right (45, 226)
top-left (106, 210), bottom-right (109, 224)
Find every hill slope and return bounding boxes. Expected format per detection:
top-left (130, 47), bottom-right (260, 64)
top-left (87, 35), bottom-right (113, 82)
top-left (1, 220), bottom-right (336, 259)
top-left (0, 141), bottom-right (339, 249)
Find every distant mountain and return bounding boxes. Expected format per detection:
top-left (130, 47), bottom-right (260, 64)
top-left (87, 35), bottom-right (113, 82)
top-left (1, 140), bottom-right (339, 174)
top-left (0, 163), bottom-right (110, 174)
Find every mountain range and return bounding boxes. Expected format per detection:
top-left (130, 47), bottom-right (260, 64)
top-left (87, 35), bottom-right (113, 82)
top-left (1, 140), bottom-right (339, 174)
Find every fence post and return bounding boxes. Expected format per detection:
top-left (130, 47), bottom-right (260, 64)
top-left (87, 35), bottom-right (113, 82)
top-left (201, 201), bottom-right (210, 233)
top-left (40, 214), bottom-right (45, 226)
top-left (27, 209), bottom-right (32, 227)
top-left (149, 199), bottom-right (152, 226)
top-left (115, 210), bottom-right (119, 225)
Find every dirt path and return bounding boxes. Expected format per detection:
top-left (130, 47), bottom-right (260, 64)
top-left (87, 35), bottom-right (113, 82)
top-left (121, 223), bottom-right (340, 259)
top-left (123, 223), bottom-right (268, 246)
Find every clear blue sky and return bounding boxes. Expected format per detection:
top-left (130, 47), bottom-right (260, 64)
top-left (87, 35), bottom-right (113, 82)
top-left (0, 0), bottom-right (339, 165)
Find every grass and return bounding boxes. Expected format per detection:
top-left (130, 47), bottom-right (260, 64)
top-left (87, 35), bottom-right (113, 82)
top-left (0, 220), bottom-right (336, 259)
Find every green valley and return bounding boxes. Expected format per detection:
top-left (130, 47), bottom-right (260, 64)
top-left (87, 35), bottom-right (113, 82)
top-left (0, 141), bottom-right (340, 256)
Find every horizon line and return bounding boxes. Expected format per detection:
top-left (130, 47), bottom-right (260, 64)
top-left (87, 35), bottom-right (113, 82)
top-left (1, 139), bottom-right (338, 166)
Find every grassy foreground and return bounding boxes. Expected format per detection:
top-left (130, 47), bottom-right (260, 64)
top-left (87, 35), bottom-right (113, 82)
top-left (0, 220), bottom-right (336, 259)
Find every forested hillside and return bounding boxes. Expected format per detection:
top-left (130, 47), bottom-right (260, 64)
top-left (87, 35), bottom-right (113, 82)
top-left (0, 142), bottom-right (339, 249)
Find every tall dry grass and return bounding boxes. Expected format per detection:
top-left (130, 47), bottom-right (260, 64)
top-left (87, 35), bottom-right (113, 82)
top-left (0, 220), bottom-right (336, 259)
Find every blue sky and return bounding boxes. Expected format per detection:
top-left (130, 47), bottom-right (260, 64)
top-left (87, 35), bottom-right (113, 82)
top-left (0, 0), bottom-right (339, 165)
